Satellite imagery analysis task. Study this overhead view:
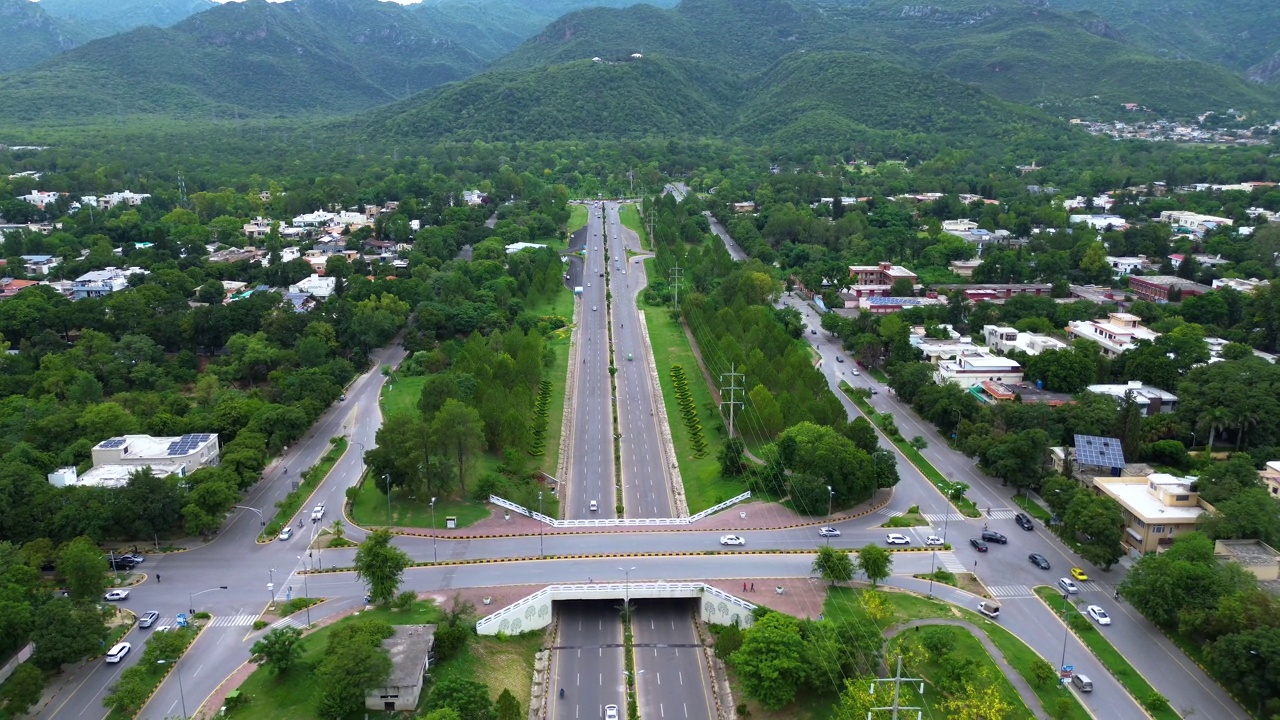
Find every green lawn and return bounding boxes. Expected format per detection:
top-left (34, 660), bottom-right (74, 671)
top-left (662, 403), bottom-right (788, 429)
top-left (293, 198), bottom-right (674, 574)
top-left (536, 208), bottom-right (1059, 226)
top-left (231, 602), bottom-right (447, 720)
top-left (351, 478), bottom-right (490, 530)
top-left (1013, 494), bottom-right (1053, 522)
top-left (429, 632), bottom-right (545, 713)
top-left (523, 286), bottom-right (575, 477)
top-left (886, 625), bottom-right (1031, 719)
top-left (381, 375), bottom-right (426, 419)
top-left (640, 262), bottom-right (743, 513)
top-left (1033, 586), bottom-right (1179, 720)
top-left (816, 587), bottom-right (1090, 720)
top-left (567, 204), bottom-right (587, 234)
top-left (619, 204), bottom-right (649, 250)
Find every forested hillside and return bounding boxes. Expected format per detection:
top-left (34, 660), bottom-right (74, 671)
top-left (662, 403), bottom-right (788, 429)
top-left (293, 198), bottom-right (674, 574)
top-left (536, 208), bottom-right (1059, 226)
top-left (38, 0), bottom-right (215, 41)
top-left (0, 0), bottom-right (487, 124)
top-left (0, 0), bottom-right (79, 73)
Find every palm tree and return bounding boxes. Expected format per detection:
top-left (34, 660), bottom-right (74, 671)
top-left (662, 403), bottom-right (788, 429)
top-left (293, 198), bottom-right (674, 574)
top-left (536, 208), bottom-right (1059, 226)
top-left (1197, 405), bottom-right (1232, 454)
top-left (329, 519), bottom-right (345, 540)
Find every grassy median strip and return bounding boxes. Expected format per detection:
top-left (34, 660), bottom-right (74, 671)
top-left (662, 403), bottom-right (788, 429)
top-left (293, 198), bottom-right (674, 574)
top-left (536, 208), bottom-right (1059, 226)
top-left (981, 623), bottom-right (1092, 720)
top-left (1033, 586), bottom-right (1181, 720)
top-left (619, 203), bottom-right (649, 250)
top-left (640, 261), bottom-right (743, 513)
top-left (104, 625), bottom-right (200, 720)
top-left (838, 382), bottom-right (980, 518)
top-left (262, 438), bottom-right (347, 539)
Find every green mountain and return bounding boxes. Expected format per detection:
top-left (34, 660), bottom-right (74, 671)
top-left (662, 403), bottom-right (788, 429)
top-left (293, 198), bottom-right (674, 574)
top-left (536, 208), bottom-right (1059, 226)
top-left (37, 0), bottom-right (216, 40)
top-left (0, 0), bottom-right (488, 125)
top-left (493, 0), bottom-right (1280, 118)
top-left (360, 49), bottom-right (1058, 146)
top-left (0, 0), bottom-right (78, 73)
top-left (1047, 0), bottom-right (1280, 81)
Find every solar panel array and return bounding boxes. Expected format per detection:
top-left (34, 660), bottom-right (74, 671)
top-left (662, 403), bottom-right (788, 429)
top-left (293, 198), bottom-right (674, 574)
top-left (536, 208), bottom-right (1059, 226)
top-left (98, 438), bottom-right (128, 449)
top-left (867, 296), bottom-right (925, 306)
top-left (1074, 434), bottom-right (1125, 468)
top-left (168, 434), bottom-right (214, 456)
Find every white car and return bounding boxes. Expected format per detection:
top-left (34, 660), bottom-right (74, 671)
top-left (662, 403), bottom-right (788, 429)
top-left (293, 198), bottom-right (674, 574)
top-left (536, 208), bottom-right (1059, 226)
top-left (1058, 577), bottom-right (1079, 595)
top-left (605, 704), bottom-right (619, 720)
top-left (105, 642), bottom-right (131, 663)
top-left (1086, 605), bottom-right (1111, 625)
top-left (278, 526), bottom-right (294, 541)
top-left (851, 368), bottom-right (861, 375)
top-left (104, 589), bottom-right (130, 601)
top-left (719, 535), bottom-right (745, 546)
top-left (885, 533), bottom-right (911, 545)
top-left (924, 535), bottom-right (945, 546)
top-left (818, 527), bottom-right (841, 538)
top-left (310, 504), bottom-right (325, 521)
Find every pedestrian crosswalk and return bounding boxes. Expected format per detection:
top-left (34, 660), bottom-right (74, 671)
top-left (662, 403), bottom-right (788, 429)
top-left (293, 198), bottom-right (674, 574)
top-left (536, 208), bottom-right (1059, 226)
top-left (1073, 581), bottom-right (1108, 594)
top-left (922, 512), bottom-right (968, 522)
top-left (987, 584), bottom-right (1034, 598)
top-left (207, 613), bottom-right (261, 628)
top-left (936, 552), bottom-right (967, 573)
top-left (987, 508), bottom-right (1018, 520)
top-left (271, 616), bottom-right (303, 630)
top-left (876, 508), bottom-right (904, 517)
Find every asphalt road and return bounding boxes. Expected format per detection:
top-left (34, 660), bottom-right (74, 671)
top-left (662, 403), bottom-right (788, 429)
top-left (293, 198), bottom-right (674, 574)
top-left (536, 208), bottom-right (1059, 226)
top-left (566, 203), bottom-right (616, 519)
top-left (549, 601), bottom-right (626, 719)
top-left (605, 201), bottom-right (675, 518)
top-left (632, 601), bottom-right (715, 720)
top-left (703, 211), bottom-right (747, 262)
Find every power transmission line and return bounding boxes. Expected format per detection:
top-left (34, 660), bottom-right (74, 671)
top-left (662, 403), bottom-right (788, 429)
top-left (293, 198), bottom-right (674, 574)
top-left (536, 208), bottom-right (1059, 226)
top-left (869, 655), bottom-right (924, 720)
top-left (668, 266), bottom-right (683, 312)
top-left (719, 363), bottom-right (744, 440)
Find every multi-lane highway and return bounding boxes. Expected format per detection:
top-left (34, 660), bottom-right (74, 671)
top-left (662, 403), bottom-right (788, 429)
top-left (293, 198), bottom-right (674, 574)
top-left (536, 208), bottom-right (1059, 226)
top-left (550, 601), bottom-right (626, 719)
top-left (632, 602), bottom-right (716, 720)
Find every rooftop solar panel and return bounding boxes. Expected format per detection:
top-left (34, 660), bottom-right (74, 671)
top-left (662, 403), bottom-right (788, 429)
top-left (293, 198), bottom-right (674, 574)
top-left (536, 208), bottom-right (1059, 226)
top-left (1074, 434), bottom-right (1125, 468)
top-left (99, 438), bottom-right (127, 449)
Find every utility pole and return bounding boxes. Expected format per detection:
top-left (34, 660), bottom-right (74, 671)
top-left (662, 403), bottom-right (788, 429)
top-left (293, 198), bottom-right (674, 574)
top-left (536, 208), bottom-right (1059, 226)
top-left (719, 364), bottom-right (744, 440)
top-left (668, 266), bottom-right (683, 312)
top-left (869, 656), bottom-right (924, 719)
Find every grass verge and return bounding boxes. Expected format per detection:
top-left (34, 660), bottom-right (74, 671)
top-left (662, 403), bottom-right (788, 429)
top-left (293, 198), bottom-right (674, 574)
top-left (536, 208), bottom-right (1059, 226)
top-left (640, 261), bottom-right (742, 513)
top-left (1013, 493), bottom-right (1053, 522)
top-left (839, 383), bottom-right (980, 518)
top-left (351, 480), bottom-right (490, 530)
top-left (262, 437), bottom-right (347, 538)
top-left (524, 289), bottom-right (575, 477)
top-left (619, 204), bottom-right (649, 251)
top-left (104, 625), bottom-right (200, 720)
top-left (1034, 586), bottom-right (1180, 720)
top-left (567, 204), bottom-right (587, 234)
top-left (381, 374), bottom-right (427, 419)
top-left (886, 624), bottom-right (1031, 719)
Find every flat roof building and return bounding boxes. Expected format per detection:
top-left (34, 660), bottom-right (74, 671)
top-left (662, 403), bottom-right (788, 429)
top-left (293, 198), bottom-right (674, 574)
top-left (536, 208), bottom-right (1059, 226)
top-left (847, 262), bottom-right (918, 298)
top-left (1261, 461), bottom-right (1280, 502)
top-left (983, 325), bottom-right (1069, 356)
top-left (1128, 275), bottom-right (1211, 303)
top-left (934, 354), bottom-right (1023, 389)
top-left (1096, 473), bottom-right (1210, 556)
top-left (1085, 381), bottom-right (1178, 415)
top-left (1065, 312), bottom-right (1159, 357)
top-left (1213, 539), bottom-right (1280, 582)
top-left (366, 625), bottom-right (436, 712)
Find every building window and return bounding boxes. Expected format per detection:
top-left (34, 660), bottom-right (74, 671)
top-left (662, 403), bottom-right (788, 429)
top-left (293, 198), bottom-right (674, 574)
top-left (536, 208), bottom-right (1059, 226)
top-left (1133, 518), bottom-right (1145, 528)
top-left (1151, 525), bottom-right (1164, 534)
top-left (1175, 495), bottom-right (1189, 501)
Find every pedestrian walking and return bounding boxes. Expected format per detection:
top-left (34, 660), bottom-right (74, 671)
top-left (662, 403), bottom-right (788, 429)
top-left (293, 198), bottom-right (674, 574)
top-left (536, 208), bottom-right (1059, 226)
top-left (156, 573), bottom-right (161, 583)
top-left (750, 582), bottom-right (755, 592)
top-left (743, 582), bottom-right (747, 592)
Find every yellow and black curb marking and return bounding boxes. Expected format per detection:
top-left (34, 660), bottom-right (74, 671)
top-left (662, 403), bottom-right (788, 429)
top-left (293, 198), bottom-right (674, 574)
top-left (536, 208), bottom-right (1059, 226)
top-left (365, 485), bottom-right (896, 542)
top-left (130, 618), bottom-right (210, 719)
top-left (88, 609), bottom-right (138, 660)
top-left (300, 545), bottom-right (940, 575)
top-left (243, 597), bottom-right (331, 643)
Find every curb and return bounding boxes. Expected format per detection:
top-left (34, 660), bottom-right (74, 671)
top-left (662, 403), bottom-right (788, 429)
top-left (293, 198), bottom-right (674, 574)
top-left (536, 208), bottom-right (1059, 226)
top-left (131, 619), bottom-right (210, 719)
top-left (189, 659), bottom-right (251, 720)
top-left (256, 438), bottom-right (351, 544)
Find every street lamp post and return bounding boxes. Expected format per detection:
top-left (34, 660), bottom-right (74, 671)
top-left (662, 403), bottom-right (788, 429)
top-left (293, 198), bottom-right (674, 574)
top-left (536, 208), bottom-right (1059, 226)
top-left (296, 556), bottom-right (313, 627)
top-left (538, 492), bottom-right (544, 558)
top-left (927, 548), bottom-right (937, 598)
top-left (233, 505), bottom-right (266, 529)
top-left (619, 566), bottom-right (636, 611)
top-left (187, 586), bottom-right (228, 616)
top-left (1058, 590), bottom-right (1072, 673)
top-left (1248, 650), bottom-right (1263, 717)
top-left (384, 474), bottom-right (392, 526)
top-left (826, 485), bottom-right (834, 519)
top-left (430, 497), bottom-right (438, 563)
top-left (156, 659), bottom-right (187, 719)
top-left (267, 582), bottom-right (275, 606)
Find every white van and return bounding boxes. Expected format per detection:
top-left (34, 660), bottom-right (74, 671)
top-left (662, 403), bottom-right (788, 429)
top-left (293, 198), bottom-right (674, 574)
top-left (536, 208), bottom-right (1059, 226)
top-left (105, 642), bottom-right (131, 663)
top-left (589, 500), bottom-right (598, 512)
top-left (1072, 674), bottom-right (1093, 692)
top-left (977, 600), bottom-right (1000, 618)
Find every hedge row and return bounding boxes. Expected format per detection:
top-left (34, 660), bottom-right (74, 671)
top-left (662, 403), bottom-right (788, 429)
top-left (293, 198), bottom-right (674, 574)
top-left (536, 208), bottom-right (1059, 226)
top-left (529, 379), bottom-right (553, 456)
top-left (670, 365), bottom-right (708, 458)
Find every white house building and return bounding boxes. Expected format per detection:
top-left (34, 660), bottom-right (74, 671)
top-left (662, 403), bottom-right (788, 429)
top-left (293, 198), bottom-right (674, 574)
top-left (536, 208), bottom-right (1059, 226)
top-left (289, 274), bottom-right (337, 300)
top-left (1065, 312), bottom-right (1159, 357)
top-left (983, 325), bottom-right (1069, 356)
top-left (72, 267), bottom-right (150, 300)
top-left (934, 354), bottom-right (1024, 389)
top-left (1086, 381), bottom-right (1178, 416)
top-left (48, 433), bottom-right (221, 489)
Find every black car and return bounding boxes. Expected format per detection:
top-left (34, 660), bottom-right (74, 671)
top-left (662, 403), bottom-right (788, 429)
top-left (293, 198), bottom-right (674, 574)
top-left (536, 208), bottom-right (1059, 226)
top-left (1029, 553), bottom-right (1051, 570)
top-left (107, 556), bottom-right (137, 571)
top-left (969, 538), bottom-right (989, 552)
top-left (980, 530), bottom-right (1008, 544)
top-left (1015, 513), bottom-right (1034, 531)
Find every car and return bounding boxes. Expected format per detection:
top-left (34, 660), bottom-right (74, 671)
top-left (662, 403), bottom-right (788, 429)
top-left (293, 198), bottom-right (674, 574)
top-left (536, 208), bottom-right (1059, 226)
top-left (851, 368), bottom-right (860, 375)
top-left (589, 500), bottom-right (598, 512)
top-left (599, 271), bottom-right (604, 277)
top-left (310, 504), bottom-right (326, 521)
top-left (605, 705), bottom-right (619, 720)
top-left (969, 538), bottom-right (988, 552)
top-left (120, 553), bottom-right (145, 564)
top-left (278, 526), bottom-right (294, 541)
top-left (885, 533), bottom-right (911, 545)
top-left (836, 356), bottom-right (844, 363)
top-left (870, 388), bottom-right (879, 394)
top-left (1014, 512), bottom-right (1034, 530)
top-left (1028, 553), bottom-right (1051, 570)
top-left (719, 535), bottom-right (745, 546)
top-left (139, 611), bottom-right (160, 628)
top-left (592, 306), bottom-right (597, 311)
top-left (818, 527), bottom-right (841, 538)
top-left (105, 642), bottom-right (132, 663)
top-left (154, 625), bottom-right (171, 633)
top-left (339, 394), bottom-right (347, 401)
top-left (924, 536), bottom-right (945, 546)
top-left (104, 589), bottom-right (130, 601)
top-left (1058, 577), bottom-right (1079, 594)
top-left (1086, 605), bottom-right (1111, 625)
top-left (587, 282), bottom-right (591, 287)
top-left (1070, 567), bottom-right (1089, 581)
top-left (980, 530), bottom-right (1007, 544)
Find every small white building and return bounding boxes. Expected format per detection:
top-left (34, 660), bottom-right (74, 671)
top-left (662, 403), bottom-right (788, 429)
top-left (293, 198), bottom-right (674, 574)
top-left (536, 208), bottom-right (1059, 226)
top-left (1086, 381), bottom-right (1178, 415)
top-left (934, 354), bottom-right (1024, 388)
top-left (942, 219), bottom-right (977, 233)
top-left (292, 210), bottom-right (336, 227)
top-left (16, 191), bottom-right (60, 210)
top-left (49, 433), bottom-right (221, 488)
top-left (1105, 256), bottom-right (1146, 278)
top-left (72, 267), bottom-right (150, 300)
top-left (505, 242), bottom-right (548, 254)
top-left (983, 325), bottom-right (1069, 356)
top-left (462, 190), bottom-right (487, 206)
top-left (1212, 277), bottom-right (1269, 294)
top-left (1069, 214), bottom-right (1128, 231)
top-left (289, 274), bottom-right (337, 300)
top-left (365, 625), bottom-right (436, 712)
top-left (1065, 312), bottom-right (1159, 358)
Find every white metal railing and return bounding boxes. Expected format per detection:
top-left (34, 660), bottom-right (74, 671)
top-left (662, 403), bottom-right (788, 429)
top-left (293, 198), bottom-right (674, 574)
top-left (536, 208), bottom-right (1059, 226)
top-left (488, 491), bottom-right (751, 528)
top-left (475, 582), bottom-right (756, 632)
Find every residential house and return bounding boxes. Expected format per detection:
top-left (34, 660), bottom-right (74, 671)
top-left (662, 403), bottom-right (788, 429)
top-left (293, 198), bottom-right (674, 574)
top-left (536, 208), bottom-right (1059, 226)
top-left (941, 219), bottom-right (977, 233)
top-left (732, 202), bottom-right (757, 213)
top-left (1085, 381), bottom-right (1177, 415)
top-left (1063, 195), bottom-right (1115, 211)
top-left (1212, 277), bottom-right (1269, 294)
top-left (1105, 256), bottom-right (1147, 278)
top-left (100, 191), bottom-right (151, 209)
top-left (1261, 461), bottom-right (1280, 501)
top-left (48, 433), bottom-right (220, 489)
top-left (365, 625), bottom-right (436, 712)
top-left (1158, 210), bottom-right (1233, 234)
top-left (16, 191), bottom-right (59, 210)
top-left (949, 259), bottom-right (981, 278)
top-left (20, 254), bottom-right (59, 276)
top-left (72, 267), bottom-right (149, 300)
top-left (982, 325), bottom-right (1068, 356)
top-left (933, 353), bottom-right (1023, 389)
top-left (0, 278), bottom-right (38, 299)
top-left (1068, 214), bottom-right (1128, 231)
top-left (283, 292), bottom-right (317, 313)
top-left (208, 247), bottom-right (262, 264)
top-left (505, 242), bottom-right (547, 254)
top-left (1205, 336), bottom-right (1278, 364)
top-left (1095, 473), bottom-right (1212, 556)
top-left (292, 210), bottom-right (336, 227)
top-left (462, 190), bottom-right (486, 206)
top-left (1127, 275), bottom-right (1211, 302)
top-left (972, 381), bottom-right (1073, 406)
top-left (1213, 540), bottom-right (1280, 582)
top-left (939, 283), bottom-right (1051, 304)
top-left (243, 217), bottom-right (274, 240)
top-left (289, 274), bottom-right (337, 301)
top-left (1065, 312), bottom-right (1159, 357)
top-left (847, 262), bottom-right (918, 299)
top-left (855, 295), bottom-right (945, 314)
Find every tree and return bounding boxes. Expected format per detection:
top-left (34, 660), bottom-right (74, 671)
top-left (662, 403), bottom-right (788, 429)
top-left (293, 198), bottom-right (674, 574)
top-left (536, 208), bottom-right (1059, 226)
top-left (940, 669), bottom-right (1016, 720)
top-left (833, 676), bottom-right (879, 720)
top-left (718, 437), bottom-right (748, 477)
top-left (1207, 626), bottom-right (1280, 714)
top-left (422, 710), bottom-right (463, 720)
top-left (316, 621), bottom-right (394, 720)
top-left (32, 599), bottom-right (107, 670)
top-left (812, 545), bottom-right (855, 585)
top-left (854, 544), bottom-right (893, 587)
top-left (429, 676), bottom-right (495, 720)
top-left (431, 399), bottom-right (485, 496)
top-left (889, 278), bottom-right (915, 297)
top-left (1063, 492), bottom-right (1125, 569)
top-left (196, 279), bottom-right (226, 304)
top-left (730, 612), bottom-right (809, 710)
top-left (58, 536), bottom-right (108, 602)
top-left (250, 626), bottom-right (304, 674)
top-left (982, 429), bottom-right (1048, 493)
top-left (103, 665), bottom-right (151, 715)
top-left (353, 529), bottom-right (411, 605)
top-left (0, 662), bottom-right (44, 717)
top-left (495, 689), bottom-right (521, 720)
top-left (714, 621), bottom-right (744, 660)
top-left (1029, 657), bottom-right (1057, 688)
